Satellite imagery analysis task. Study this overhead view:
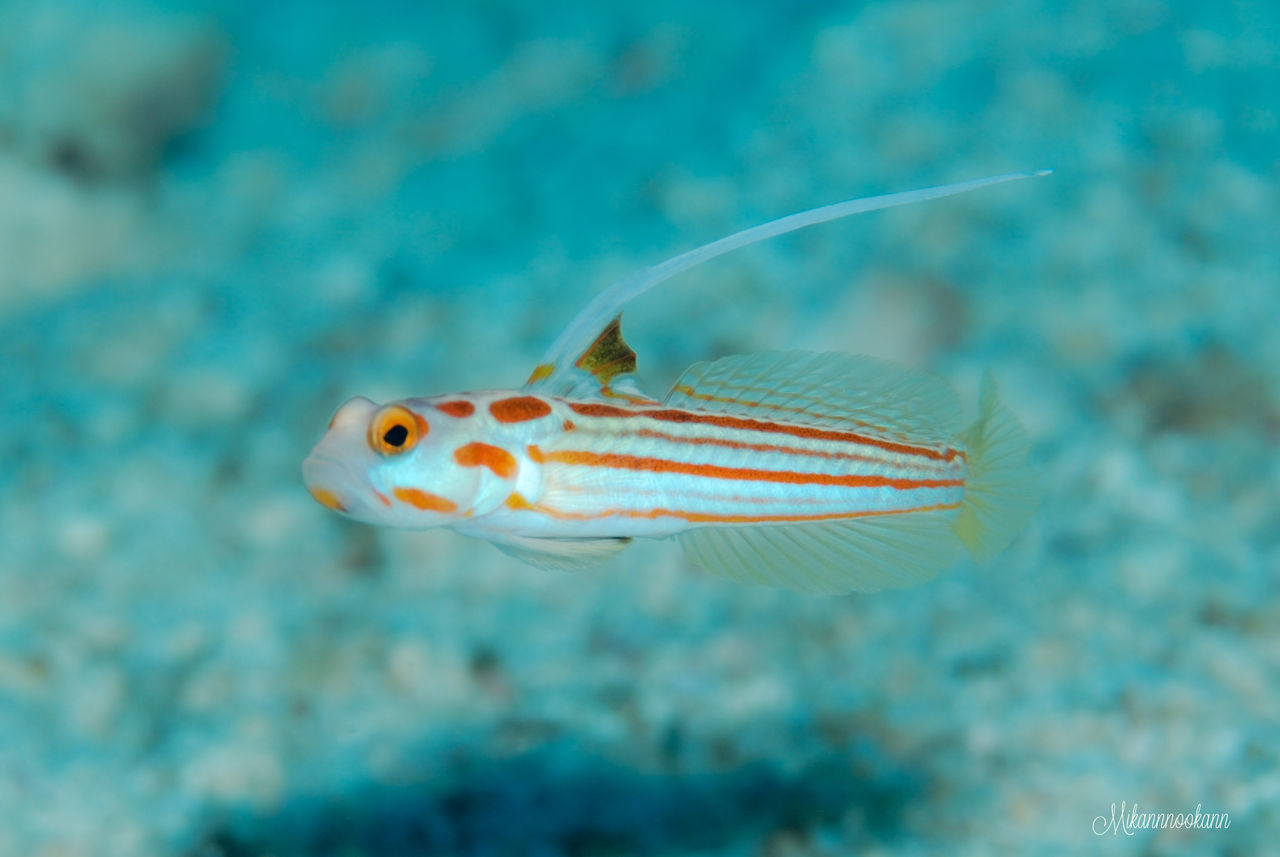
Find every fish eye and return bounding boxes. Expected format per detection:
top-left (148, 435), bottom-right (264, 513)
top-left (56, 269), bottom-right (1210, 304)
top-left (368, 405), bottom-right (427, 456)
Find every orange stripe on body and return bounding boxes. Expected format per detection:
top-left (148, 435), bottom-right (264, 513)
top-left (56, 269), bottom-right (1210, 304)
top-left (669, 382), bottom-right (893, 434)
top-left (510, 498), bottom-right (961, 524)
top-left (565, 402), bottom-right (960, 462)
top-left (626, 427), bottom-right (931, 469)
top-left (541, 448), bottom-right (962, 490)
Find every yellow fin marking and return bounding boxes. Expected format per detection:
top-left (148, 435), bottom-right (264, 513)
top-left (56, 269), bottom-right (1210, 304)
top-left (505, 492), bottom-right (535, 510)
top-left (527, 363), bottom-right (555, 384)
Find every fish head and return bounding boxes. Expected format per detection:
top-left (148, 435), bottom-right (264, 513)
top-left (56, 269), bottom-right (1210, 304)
top-left (302, 395), bottom-right (485, 527)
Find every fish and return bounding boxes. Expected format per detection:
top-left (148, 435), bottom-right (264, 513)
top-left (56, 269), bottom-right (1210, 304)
top-left (303, 171), bottom-right (1045, 593)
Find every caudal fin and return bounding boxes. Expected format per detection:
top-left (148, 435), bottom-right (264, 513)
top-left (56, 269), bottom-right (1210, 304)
top-left (953, 372), bottom-right (1037, 560)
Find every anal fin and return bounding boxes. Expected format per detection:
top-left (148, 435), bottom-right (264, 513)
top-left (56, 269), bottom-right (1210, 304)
top-left (677, 510), bottom-right (964, 594)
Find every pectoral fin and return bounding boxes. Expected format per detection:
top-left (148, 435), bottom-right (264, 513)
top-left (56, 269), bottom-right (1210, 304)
top-left (488, 532), bottom-right (633, 570)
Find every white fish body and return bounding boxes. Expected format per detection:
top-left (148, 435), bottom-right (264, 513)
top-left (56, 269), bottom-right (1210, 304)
top-left (303, 172), bottom-right (1044, 592)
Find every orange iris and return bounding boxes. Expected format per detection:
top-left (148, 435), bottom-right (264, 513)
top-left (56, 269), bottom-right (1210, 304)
top-left (368, 405), bottom-right (428, 456)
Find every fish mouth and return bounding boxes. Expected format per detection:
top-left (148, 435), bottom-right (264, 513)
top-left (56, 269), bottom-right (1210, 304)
top-left (302, 451), bottom-right (371, 518)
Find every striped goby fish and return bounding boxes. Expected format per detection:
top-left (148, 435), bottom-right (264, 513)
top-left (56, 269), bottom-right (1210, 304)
top-left (303, 172), bottom-right (1044, 592)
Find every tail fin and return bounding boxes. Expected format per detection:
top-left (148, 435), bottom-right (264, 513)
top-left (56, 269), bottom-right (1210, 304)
top-left (953, 372), bottom-right (1038, 561)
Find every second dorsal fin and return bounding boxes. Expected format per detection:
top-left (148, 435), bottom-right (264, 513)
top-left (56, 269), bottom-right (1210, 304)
top-left (664, 351), bottom-right (962, 444)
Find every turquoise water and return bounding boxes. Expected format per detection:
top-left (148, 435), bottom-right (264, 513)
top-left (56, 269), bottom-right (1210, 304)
top-left (1, 1), bottom-right (1276, 854)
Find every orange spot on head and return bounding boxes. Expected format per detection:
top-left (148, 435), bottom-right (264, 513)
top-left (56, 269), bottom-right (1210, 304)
top-left (563, 419), bottom-right (576, 431)
top-left (437, 400), bottom-right (476, 418)
top-left (526, 444), bottom-right (546, 463)
top-left (489, 395), bottom-right (552, 423)
top-left (393, 487), bottom-right (458, 513)
top-left (308, 487), bottom-right (346, 513)
top-left (505, 492), bottom-right (535, 510)
top-left (453, 442), bottom-right (518, 479)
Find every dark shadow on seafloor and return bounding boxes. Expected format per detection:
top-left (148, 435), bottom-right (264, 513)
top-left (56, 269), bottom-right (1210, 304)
top-left (184, 736), bottom-right (926, 857)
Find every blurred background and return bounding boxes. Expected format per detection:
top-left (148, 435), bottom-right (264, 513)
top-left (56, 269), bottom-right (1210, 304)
top-left (1, 0), bottom-right (1277, 854)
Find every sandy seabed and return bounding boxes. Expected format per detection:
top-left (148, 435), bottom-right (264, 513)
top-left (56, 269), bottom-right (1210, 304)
top-left (1, 1), bottom-right (1276, 855)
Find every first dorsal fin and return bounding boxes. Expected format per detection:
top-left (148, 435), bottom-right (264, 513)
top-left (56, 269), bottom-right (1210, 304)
top-left (527, 314), bottom-right (635, 386)
top-left (525, 170), bottom-right (1050, 397)
top-left (576, 315), bottom-right (635, 383)
top-left (525, 315), bottom-right (651, 401)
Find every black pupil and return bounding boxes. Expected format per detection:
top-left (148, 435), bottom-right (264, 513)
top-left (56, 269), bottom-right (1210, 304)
top-left (383, 423), bottom-right (409, 447)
